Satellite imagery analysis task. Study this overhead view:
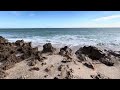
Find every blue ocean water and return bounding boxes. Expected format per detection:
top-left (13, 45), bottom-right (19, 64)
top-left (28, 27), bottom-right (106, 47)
top-left (0, 28), bottom-right (120, 47)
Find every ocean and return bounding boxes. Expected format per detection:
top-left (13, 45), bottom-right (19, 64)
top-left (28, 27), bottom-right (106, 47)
top-left (1, 28), bottom-right (120, 48)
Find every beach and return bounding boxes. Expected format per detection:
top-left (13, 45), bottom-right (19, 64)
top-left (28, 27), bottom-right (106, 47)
top-left (0, 28), bottom-right (120, 79)
top-left (0, 36), bottom-right (120, 79)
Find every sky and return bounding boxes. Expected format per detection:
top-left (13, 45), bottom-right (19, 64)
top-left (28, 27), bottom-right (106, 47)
top-left (0, 11), bottom-right (120, 28)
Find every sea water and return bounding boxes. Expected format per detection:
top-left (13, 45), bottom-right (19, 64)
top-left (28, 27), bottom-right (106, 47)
top-left (1, 28), bottom-right (120, 49)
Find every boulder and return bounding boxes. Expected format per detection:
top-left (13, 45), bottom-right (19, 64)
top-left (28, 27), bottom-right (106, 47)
top-left (15, 40), bottom-right (24, 46)
top-left (75, 46), bottom-right (105, 60)
top-left (0, 36), bottom-right (8, 44)
top-left (59, 46), bottom-right (72, 56)
top-left (42, 43), bottom-right (56, 53)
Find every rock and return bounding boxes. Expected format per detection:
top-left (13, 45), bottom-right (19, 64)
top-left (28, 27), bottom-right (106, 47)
top-left (58, 65), bottom-right (64, 71)
top-left (0, 36), bottom-right (8, 44)
top-left (1, 54), bottom-right (22, 70)
top-left (44, 65), bottom-right (54, 72)
top-left (61, 58), bottom-right (72, 63)
top-left (29, 67), bottom-right (39, 71)
top-left (83, 62), bottom-right (94, 70)
top-left (90, 72), bottom-right (110, 79)
top-left (27, 59), bottom-right (37, 66)
top-left (59, 46), bottom-right (72, 56)
top-left (15, 40), bottom-right (24, 46)
top-left (64, 69), bottom-right (74, 79)
top-left (41, 62), bottom-right (46, 66)
top-left (75, 46), bottom-right (105, 60)
top-left (106, 50), bottom-right (120, 57)
top-left (100, 58), bottom-right (114, 66)
top-left (0, 69), bottom-right (8, 79)
top-left (42, 43), bottom-right (56, 53)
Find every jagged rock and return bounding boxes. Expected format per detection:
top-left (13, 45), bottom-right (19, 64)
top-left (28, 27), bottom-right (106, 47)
top-left (61, 58), bottom-right (72, 63)
top-left (0, 69), bottom-right (8, 79)
top-left (90, 72), bottom-right (110, 79)
top-left (1, 54), bottom-right (22, 70)
top-left (42, 43), bottom-right (56, 53)
top-left (100, 58), bottom-right (114, 66)
top-left (59, 46), bottom-right (72, 56)
top-left (27, 59), bottom-right (37, 66)
top-left (15, 40), bottom-right (24, 46)
top-left (106, 50), bottom-right (120, 57)
top-left (0, 36), bottom-right (8, 44)
top-left (75, 46), bottom-right (105, 60)
top-left (83, 62), bottom-right (94, 70)
top-left (29, 67), bottom-right (39, 71)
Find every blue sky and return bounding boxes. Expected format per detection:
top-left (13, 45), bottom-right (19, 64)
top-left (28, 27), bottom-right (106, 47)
top-left (0, 11), bottom-right (120, 28)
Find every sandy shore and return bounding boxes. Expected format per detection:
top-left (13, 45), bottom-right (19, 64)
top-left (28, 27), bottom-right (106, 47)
top-left (3, 45), bottom-right (120, 79)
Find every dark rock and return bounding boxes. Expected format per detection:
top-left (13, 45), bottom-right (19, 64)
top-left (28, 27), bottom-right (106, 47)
top-left (54, 77), bottom-right (59, 79)
top-left (83, 62), bottom-right (94, 69)
top-left (42, 43), bottom-right (56, 53)
top-left (61, 58), bottom-right (72, 63)
top-left (1, 54), bottom-right (22, 70)
top-left (15, 40), bottom-right (24, 46)
top-left (29, 67), bottom-right (39, 71)
top-left (100, 58), bottom-right (114, 66)
top-left (90, 73), bottom-right (110, 79)
top-left (64, 70), bottom-right (74, 79)
top-left (41, 62), bottom-right (46, 66)
top-left (75, 46), bottom-right (105, 60)
top-left (59, 46), bottom-right (72, 56)
top-left (27, 59), bottom-right (37, 66)
top-left (58, 65), bottom-right (64, 71)
top-left (0, 36), bottom-right (8, 44)
top-left (0, 69), bottom-right (8, 79)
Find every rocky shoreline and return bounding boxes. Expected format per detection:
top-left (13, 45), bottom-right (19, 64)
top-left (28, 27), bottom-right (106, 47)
top-left (0, 36), bottom-right (120, 79)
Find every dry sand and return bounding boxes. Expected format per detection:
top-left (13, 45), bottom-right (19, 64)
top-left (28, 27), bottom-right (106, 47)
top-left (4, 45), bottom-right (120, 79)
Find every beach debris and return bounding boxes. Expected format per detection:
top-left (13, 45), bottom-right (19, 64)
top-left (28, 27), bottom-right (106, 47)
top-left (83, 62), bottom-right (94, 70)
top-left (90, 72), bottom-right (110, 79)
top-left (29, 67), bottom-right (39, 71)
top-left (42, 43), bottom-right (56, 53)
top-left (59, 46), bottom-right (72, 56)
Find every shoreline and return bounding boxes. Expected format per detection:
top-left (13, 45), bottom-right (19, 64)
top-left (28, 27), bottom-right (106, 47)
top-left (0, 36), bottom-right (120, 79)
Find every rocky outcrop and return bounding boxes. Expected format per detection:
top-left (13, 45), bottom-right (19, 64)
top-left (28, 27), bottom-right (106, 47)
top-left (0, 36), bottom-right (47, 72)
top-left (59, 46), bottom-right (72, 56)
top-left (75, 46), bottom-right (105, 60)
top-left (75, 46), bottom-right (115, 66)
top-left (0, 36), bottom-right (8, 44)
top-left (42, 43), bottom-right (56, 53)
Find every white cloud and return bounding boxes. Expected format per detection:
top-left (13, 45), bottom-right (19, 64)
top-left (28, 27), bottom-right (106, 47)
top-left (94, 15), bottom-right (120, 21)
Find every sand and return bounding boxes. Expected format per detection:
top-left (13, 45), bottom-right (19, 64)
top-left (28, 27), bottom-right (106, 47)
top-left (4, 45), bottom-right (120, 79)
